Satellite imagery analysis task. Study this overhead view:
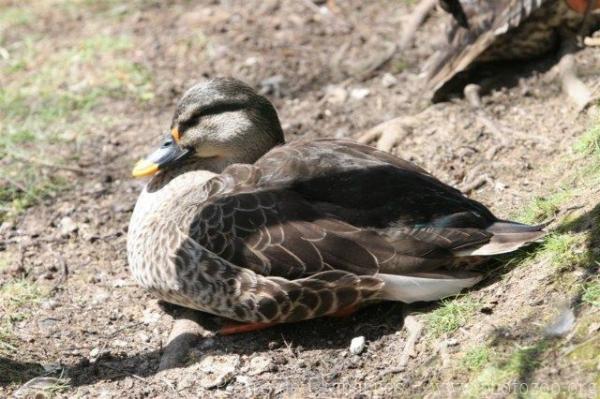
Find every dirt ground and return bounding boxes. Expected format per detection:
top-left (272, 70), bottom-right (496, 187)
top-left (1, 1), bottom-right (600, 398)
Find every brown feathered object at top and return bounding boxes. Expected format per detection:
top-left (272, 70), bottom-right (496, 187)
top-left (439, 0), bottom-right (470, 28)
top-left (425, 0), bottom-right (600, 102)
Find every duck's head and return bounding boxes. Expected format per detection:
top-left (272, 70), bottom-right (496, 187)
top-left (132, 78), bottom-right (285, 178)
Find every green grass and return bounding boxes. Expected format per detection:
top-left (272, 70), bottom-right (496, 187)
top-left (573, 123), bottom-right (600, 158)
top-left (582, 277), bottom-right (600, 307)
top-left (539, 233), bottom-right (588, 270)
top-left (426, 295), bottom-right (480, 338)
top-left (517, 191), bottom-right (573, 225)
top-left (462, 345), bottom-right (493, 371)
top-left (0, 279), bottom-right (44, 358)
top-left (462, 341), bottom-right (549, 399)
top-left (0, 2), bottom-right (155, 221)
top-left (0, 279), bottom-right (43, 311)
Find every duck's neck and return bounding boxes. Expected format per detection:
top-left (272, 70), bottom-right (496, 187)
top-left (127, 168), bottom-right (217, 291)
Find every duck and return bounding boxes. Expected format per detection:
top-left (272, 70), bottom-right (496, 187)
top-left (127, 78), bottom-right (544, 334)
top-left (425, 0), bottom-right (600, 103)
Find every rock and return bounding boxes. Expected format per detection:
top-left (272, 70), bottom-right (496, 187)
top-left (244, 56), bottom-right (258, 66)
top-left (91, 290), bottom-right (110, 306)
top-left (90, 347), bottom-right (100, 358)
top-left (350, 336), bottom-right (366, 355)
top-left (259, 75), bottom-right (284, 97)
top-left (381, 73), bottom-right (398, 88)
top-left (41, 362), bottom-right (62, 373)
top-left (267, 340), bottom-right (281, 350)
top-left (247, 355), bottom-right (274, 375)
top-left (350, 87), bottom-right (370, 100)
top-left (198, 355), bottom-right (240, 389)
top-left (545, 307), bottom-right (575, 337)
top-left (58, 216), bottom-right (78, 237)
top-left (37, 318), bottom-right (58, 331)
top-left (236, 375), bottom-right (252, 385)
top-left (40, 299), bottom-right (58, 310)
top-left (142, 308), bottom-right (161, 324)
top-left (13, 377), bottom-right (69, 398)
top-left (325, 85), bottom-right (348, 105)
top-left (588, 322), bottom-right (600, 335)
top-left (112, 278), bottom-right (127, 288)
top-left (199, 337), bottom-right (215, 350)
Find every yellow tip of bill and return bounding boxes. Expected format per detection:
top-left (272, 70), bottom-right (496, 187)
top-left (132, 159), bottom-right (159, 177)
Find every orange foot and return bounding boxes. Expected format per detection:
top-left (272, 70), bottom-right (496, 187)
top-left (219, 321), bottom-right (278, 335)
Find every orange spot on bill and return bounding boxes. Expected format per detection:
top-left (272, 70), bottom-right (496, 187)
top-left (171, 127), bottom-right (181, 143)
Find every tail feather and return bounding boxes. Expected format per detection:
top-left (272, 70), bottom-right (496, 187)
top-left (378, 272), bottom-right (482, 303)
top-left (454, 220), bottom-right (546, 257)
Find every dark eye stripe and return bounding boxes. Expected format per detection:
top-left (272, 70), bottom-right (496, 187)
top-left (179, 102), bottom-right (247, 133)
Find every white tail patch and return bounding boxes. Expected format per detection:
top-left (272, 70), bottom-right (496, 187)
top-left (378, 272), bottom-right (482, 303)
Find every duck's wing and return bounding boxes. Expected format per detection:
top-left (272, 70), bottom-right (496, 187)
top-left (189, 167), bottom-right (397, 280)
top-left (185, 139), bottom-right (525, 283)
top-left (425, 0), bottom-right (552, 100)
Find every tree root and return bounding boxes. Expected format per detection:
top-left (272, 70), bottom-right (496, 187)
top-left (158, 308), bottom-right (216, 371)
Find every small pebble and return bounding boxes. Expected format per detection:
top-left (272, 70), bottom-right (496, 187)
top-left (198, 355), bottom-right (240, 389)
top-left (59, 216), bottom-right (78, 237)
top-left (90, 347), bottom-right (100, 358)
top-left (350, 88), bottom-right (370, 100)
top-left (247, 355), bottom-right (274, 375)
top-left (325, 85), bottom-right (348, 105)
top-left (381, 73), bottom-right (398, 88)
top-left (350, 336), bottom-right (366, 355)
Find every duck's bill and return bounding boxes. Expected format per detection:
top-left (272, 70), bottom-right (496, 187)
top-left (132, 136), bottom-right (190, 177)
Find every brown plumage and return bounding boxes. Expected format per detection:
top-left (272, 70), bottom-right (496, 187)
top-left (426, 0), bottom-right (600, 101)
top-left (127, 78), bottom-right (545, 326)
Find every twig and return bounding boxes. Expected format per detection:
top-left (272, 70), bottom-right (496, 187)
top-left (50, 254), bottom-right (69, 294)
top-left (100, 364), bottom-right (148, 383)
top-left (0, 339), bottom-right (18, 352)
top-left (96, 321), bottom-right (146, 356)
top-left (563, 333), bottom-right (600, 356)
top-left (398, 315), bottom-right (423, 368)
top-left (399, 0), bottom-right (437, 50)
top-left (461, 175), bottom-right (488, 194)
top-left (159, 309), bottom-right (214, 371)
